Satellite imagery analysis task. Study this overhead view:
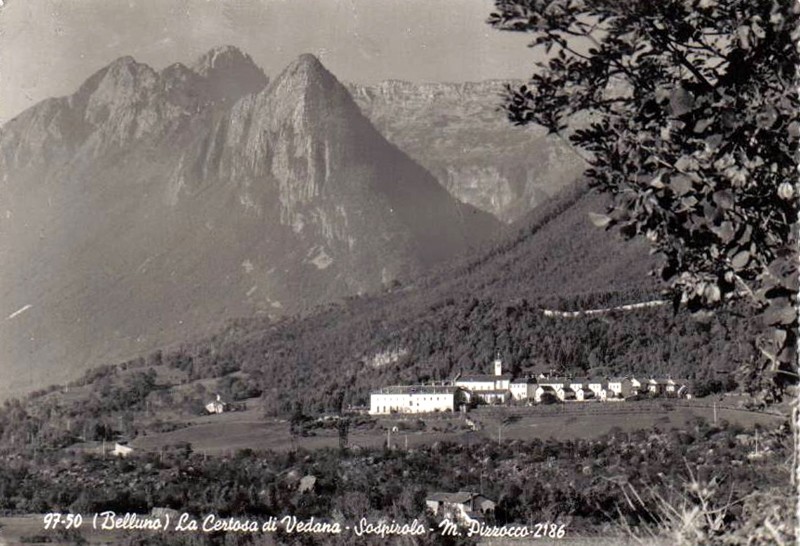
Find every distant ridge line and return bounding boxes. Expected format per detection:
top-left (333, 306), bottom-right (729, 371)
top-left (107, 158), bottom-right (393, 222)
top-left (541, 300), bottom-right (667, 318)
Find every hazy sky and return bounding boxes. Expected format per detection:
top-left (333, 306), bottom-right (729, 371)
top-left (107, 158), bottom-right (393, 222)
top-left (0, 0), bottom-right (539, 124)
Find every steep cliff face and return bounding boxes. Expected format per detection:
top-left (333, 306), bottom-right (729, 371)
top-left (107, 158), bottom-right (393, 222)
top-left (348, 80), bottom-right (585, 223)
top-left (0, 48), bottom-right (498, 399)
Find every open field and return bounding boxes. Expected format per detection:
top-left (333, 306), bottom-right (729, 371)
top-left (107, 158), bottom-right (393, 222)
top-left (129, 411), bottom-right (472, 455)
top-left (119, 398), bottom-right (784, 455)
top-left (471, 401), bottom-right (783, 442)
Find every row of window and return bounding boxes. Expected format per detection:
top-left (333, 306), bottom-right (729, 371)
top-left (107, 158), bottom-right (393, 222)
top-left (374, 407), bottom-right (451, 413)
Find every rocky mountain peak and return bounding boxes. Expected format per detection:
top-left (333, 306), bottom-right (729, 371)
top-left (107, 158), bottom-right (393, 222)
top-left (191, 45), bottom-right (249, 75)
top-left (74, 55), bottom-right (157, 100)
top-left (265, 53), bottom-right (357, 122)
top-left (108, 54), bottom-right (140, 68)
top-left (104, 56), bottom-right (159, 86)
top-left (189, 45), bottom-right (267, 101)
top-left (271, 54), bottom-right (343, 94)
top-left (160, 62), bottom-right (195, 80)
top-left (290, 53), bottom-right (327, 74)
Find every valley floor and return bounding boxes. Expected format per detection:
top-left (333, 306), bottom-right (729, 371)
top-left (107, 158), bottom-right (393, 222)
top-left (102, 397), bottom-right (784, 456)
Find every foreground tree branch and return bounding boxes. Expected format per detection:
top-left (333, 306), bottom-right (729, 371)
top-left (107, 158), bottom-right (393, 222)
top-left (489, 0), bottom-right (798, 400)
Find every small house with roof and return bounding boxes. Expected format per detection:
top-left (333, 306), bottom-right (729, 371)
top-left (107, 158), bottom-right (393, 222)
top-left (630, 377), bottom-right (643, 393)
top-left (607, 377), bottom-right (634, 398)
top-left (676, 383), bottom-right (691, 398)
top-left (662, 379), bottom-right (691, 397)
top-left (575, 387), bottom-right (595, 401)
top-left (426, 492), bottom-right (495, 524)
top-left (557, 387), bottom-right (576, 401)
top-left (587, 379), bottom-right (607, 396)
top-left (112, 441), bottom-right (134, 458)
top-left (534, 385), bottom-right (558, 403)
top-left (664, 379), bottom-right (678, 393)
top-left (568, 378), bottom-right (592, 393)
top-left (647, 378), bottom-right (687, 395)
top-left (510, 377), bottom-right (537, 401)
top-left (205, 394), bottom-right (226, 414)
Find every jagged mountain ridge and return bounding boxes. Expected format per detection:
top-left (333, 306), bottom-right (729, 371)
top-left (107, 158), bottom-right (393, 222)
top-left (0, 48), bottom-right (498, 399)
top-left (347, 80), bottom-right (587, 223)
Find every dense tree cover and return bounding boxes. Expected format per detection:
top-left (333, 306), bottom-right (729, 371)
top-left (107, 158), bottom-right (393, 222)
top-left (128, 296), bottom-right (751, 418)
top-left (0, 418), bottom-right (791, 545)
top-left (488, 0), bottom-right (799, 399)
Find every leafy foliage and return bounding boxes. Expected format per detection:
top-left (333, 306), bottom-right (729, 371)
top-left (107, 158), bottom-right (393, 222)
top-left (489, 0), bottom-right (799, 399)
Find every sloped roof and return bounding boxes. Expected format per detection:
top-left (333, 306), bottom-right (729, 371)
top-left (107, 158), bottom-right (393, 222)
top-left (372, 385), bottom-right (459, 395)
top-left (457, 374), bottom-right (513, 382)
top-left (473, 389), bottom-right (509, 395)
top-left (537, 377), bottom-right (569, 384)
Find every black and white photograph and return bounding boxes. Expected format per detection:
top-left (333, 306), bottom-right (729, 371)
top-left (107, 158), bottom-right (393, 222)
top-left (0, 0), bottom-right (797, 544)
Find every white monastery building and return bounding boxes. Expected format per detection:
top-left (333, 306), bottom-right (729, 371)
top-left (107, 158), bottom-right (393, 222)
top-left (369, 355), bottom-right (691, 411)
top-left (369, 385), bottom-right (463, 415)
